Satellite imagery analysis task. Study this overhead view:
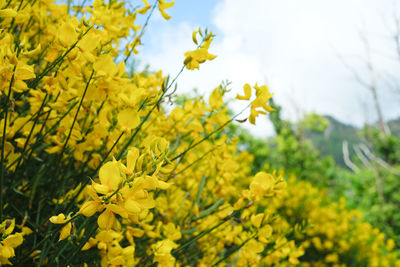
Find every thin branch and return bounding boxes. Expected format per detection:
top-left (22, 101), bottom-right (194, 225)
top-left (342, 141), bottom-right (360, 173)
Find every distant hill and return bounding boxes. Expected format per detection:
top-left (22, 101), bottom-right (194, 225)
top-left (305, 116), bottom-right (400, 168)
top-left (305, 116), bottom-right (359, 167)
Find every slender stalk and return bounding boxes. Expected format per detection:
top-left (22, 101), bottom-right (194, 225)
top-left (14, 93), bottom-right (48, 171)
top-left (124, 0), bottom-right (158, 63)
top-left (55, 70), bottom-right (94, 169)
top-left (171, 104), bottom-right (250, 162)
top-left (211, 233), bottom-right (257, 266)
top-left (29, 26), bottom-right (92, 89)
top-left (0, 69), bottom-right (15, 221)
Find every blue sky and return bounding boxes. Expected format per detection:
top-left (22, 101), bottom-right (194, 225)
top-left (164, 0), bottom-right (217, 29)
top-left (136, 0), bottom-right (400, 137)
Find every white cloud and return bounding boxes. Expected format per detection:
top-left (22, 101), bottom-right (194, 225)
top-left (139, 0), bottom-right (400, 137)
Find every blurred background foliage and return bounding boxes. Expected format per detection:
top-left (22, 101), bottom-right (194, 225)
top-left (228, 98), bottom-right (400, 248)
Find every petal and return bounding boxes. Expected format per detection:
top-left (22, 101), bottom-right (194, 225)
top-left (209, 89), bottom-right (223, 110)
top-left (93, 183), bottom-right (110, 195)
top-left (58, 22), bottom-right (77, 47)
top-left (3, 233), bottom-right (23, 248)
top-left (15, 65), bottom-right (36, 80)
top-left (236, 83), bottom-right (252, 100)
top-left (59, 223), bottom-right (72, 241)
top-left (79, 201), bottom-right (99, 217)
top-left (251, 213), bottom-right (264, 228)
top-left (0, 9), bottom-right (18, 18)
top-left (99, 161), bottom-right (122, 191)
top-left (136, 197), bottom-right (155, 209)
top-left (124, 199), bottom-right (141, 213)
top-left (49, 213), bottom-right (67, 224)
top-left (118, 109), bottom-right (140, 131)
top-left (127, 148), bottom-right (139, 174)
top-left (97, 210), bottom-right (115, 229)
top-left (4, 219), bottom-right (15, 235)
top-left (157, 180), bottom-right (170, 190)
top-left (107, 204), bottom-right (128, 218)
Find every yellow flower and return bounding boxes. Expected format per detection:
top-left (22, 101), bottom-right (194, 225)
top-left (49, 214), bottom-right (72, 241)
top-left (152, 239), bottom-right (178, 267)
top-left (251, 84), bottom-right (274, 113)
top-left (94, 161), bottom-right (122, 194)
top-left (79, 201), bottom-right (100, 217)
top-left (0, 9), bottom-right (17, 18)
top-left (249, 107), bottom-right (267, 125)
top-left (138, 0), bottom-right (151, 14)
top-left (250, 172), bottom-right (275, 199)
top-left (184, 37), bottom-right (216, 70)
top-left (158, 0), bottom-right (175, 20)
top-left (236, 83), bottom-right (252, 100)
top-left (209, 89), bottom-right (223, 110)
top-left (117, 108), bottom-right (140, 131)
top-left (236, 83), bottom-right (274, 124)
top-left (97, 209), bottom-right (116, 229)
top-left (58, 22), bottom-right (78, 47)
top-left (251, 213), bottom-right (264, 228)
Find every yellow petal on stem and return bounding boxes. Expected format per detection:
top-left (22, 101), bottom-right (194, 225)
top-left (21, 227), bottom-right (33, 236)
top-left (118, 109), bottom-right (140, 131)
top-left (126, 148), bottom-right (139, 174)
top-left (246, 239), bottom-right (264, 253)
top-left (125, 199), bottom-right (141, 213)
top-left (157, 180), bottom-right (170, 190)
top-left (58, 22), bottom-right (78, 47)
top-left (49, 213), bottom-right (68, 224)
top-left (236, 83), bottom-right (252, 100)
top-left (79, 201), bottom-right (99, 217)
top-left (3, 233), bottom-right (23, 248)
top-left (14, 79), bottom-right (29, 92)
top-left (0, 246), bottom-right (14, 260)
top-left (137, 5), bottom-right (151, 14)
top-left (0, 9), bottom-right (18, 18)
top-left (99, 161), bottom-right (122, 191)
top-left (158, 0), bottom-right (174, 20)
top-left (107, 204), bottom-right (128, 218)
top-left (251, 213), bottom-right (264, 228)
top-left (143, 175), bottom-right (157, 190)
top-left (209, 89), bottom-right (223, 110)
top-left (59, 223), bottom-right (71, 241)
top-left (15, 65), bottom-right (36, 80)
top-left (97, 209), bottom-right (115, 229)
top-left (4, 219), bottom-right (15, 235)
top-left (136, 197), bottom-right (155, 209)
top-left (93, 183), bottom-right (110, 195)
top-left (192, 30), bottom-right (198, 45)
top-left (23, 44), bottom-right (42, 57)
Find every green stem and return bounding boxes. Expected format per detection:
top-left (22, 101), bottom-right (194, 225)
top-left (29, 26), bottom-right (92, 89)
top-left (14, 93), bottom-right (48, 171)
top-left (171, 104), bottom-right (250, 162)
top-left (0, 68), bottom-right (15, 221)
top-left (124, 0), bottom-right (158, 63)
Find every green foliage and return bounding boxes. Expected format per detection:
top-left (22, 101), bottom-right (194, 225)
top-left (236, 99), bottom-right (337, 187)
top-left (234, 99), bottom-right (400, 251)
top-left (363, 127), bottom-right (400, 165)
top-left (336, 167), bottom-right (400, 246)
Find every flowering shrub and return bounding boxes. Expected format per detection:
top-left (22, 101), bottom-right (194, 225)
top-left (0, 0), bottom-right (398, 266)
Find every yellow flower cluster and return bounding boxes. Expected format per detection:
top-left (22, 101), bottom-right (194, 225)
top-left (0, 0), bottom-right (398, 266)
top-left (267, 177), bottom-right (400, 267)
top-left (184, 29), bottom-right (216, 70)
top-left (236, 83), bottom-right (274, 124)
top-left (0, 218), bottom-right (31, 265)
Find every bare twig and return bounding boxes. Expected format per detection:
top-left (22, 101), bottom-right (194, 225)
top-left (342, 141), bottom-right (360, 173)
